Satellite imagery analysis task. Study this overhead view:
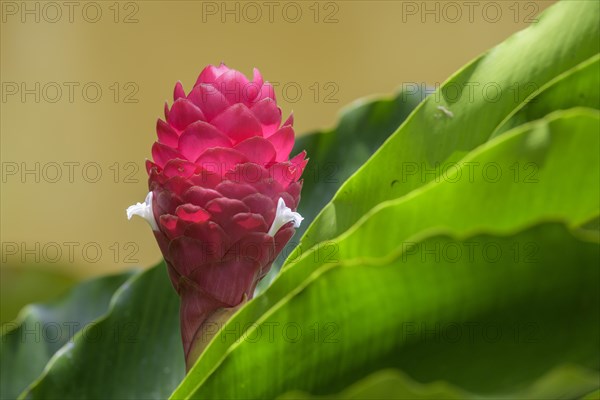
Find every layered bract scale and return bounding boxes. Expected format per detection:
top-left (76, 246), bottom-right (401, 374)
top-left (133, 64), bottom-right (306, 361)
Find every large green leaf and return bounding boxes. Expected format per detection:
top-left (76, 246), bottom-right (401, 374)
top-left (20, 263), bottom-right (183, 400)
top-left (173, 221), bottom-right (599, 399)
top-left (293, 0), bottom-right (599, 257)
top-left (0, 270), bottom-right (134, 400)
top-left (292, 109), bottom-right (599, 264)
top-left (173, 109), bottom-right (600, 397)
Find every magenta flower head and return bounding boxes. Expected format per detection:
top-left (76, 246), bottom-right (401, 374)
top-left (127, 64), bottom-right (306, 369)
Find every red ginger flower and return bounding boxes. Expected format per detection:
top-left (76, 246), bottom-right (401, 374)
top-left (127, 64), bottom-right (306, 369)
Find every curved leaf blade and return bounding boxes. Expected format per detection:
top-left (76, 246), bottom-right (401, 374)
top-left (20, 263), bottom-right (183, 400)
top-left (0, 270), bottom-right (135, 400)
top-left (292, 0), bottom-right (600, 257)
top-left (296, 108), bottom-right (600, 264)
top-left (174, 222), bottom-right (599, 399)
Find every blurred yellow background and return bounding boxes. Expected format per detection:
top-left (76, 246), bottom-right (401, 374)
top-left (1, 0), bottom-right (553, 316)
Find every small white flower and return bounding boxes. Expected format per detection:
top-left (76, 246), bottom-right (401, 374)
top-left (126, 191), bottom-right (158, 231)
top-left (268, 197), bottom-right (303, 237)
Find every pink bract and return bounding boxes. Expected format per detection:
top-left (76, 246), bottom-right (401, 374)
top-left (137, 64), bottom-right (306, 367)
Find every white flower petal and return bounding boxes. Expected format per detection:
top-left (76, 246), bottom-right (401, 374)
top-left (268, 197), bottom-right (303, 237)
top-left (126, 191), bottom-right (158, 231)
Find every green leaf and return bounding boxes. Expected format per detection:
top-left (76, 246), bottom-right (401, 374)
top-left (19, 263), bottom-right (184, 400)
top-left (491, 54), bottom-right (600, 138)
top-left (0, 270), bottom-right (135, 400)
top-left (173, 221), bottom-right (599, 399)
top-left (174, 109), bottom-right (600, 397)
top-left (293, 0), bottom-right (600, 258)
top-left (294, 108), bottom-right (599, 264)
